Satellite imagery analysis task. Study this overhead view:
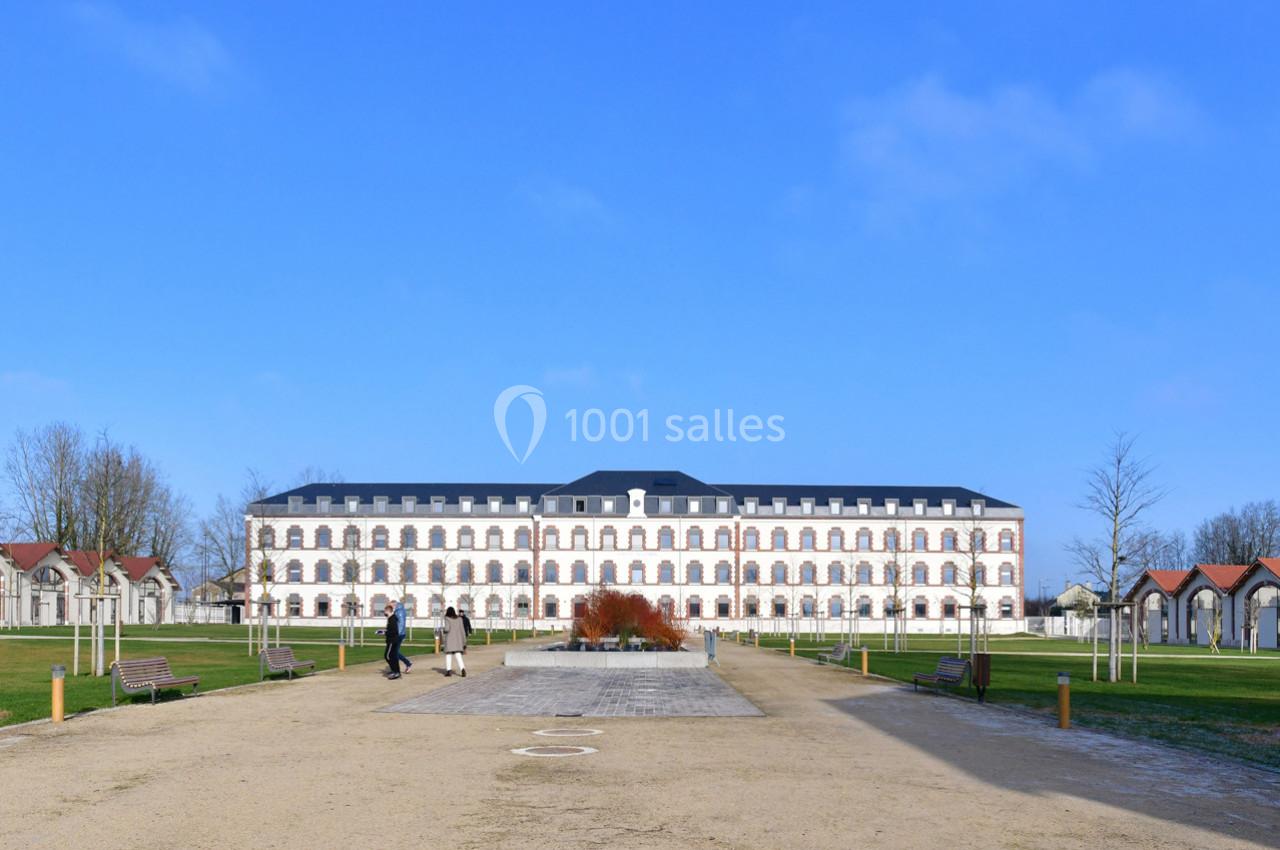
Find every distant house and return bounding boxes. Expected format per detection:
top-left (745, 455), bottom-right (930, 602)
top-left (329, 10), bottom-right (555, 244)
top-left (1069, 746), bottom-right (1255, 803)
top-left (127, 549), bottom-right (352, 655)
top-left (1056, 582), bottom-right (1100, 611)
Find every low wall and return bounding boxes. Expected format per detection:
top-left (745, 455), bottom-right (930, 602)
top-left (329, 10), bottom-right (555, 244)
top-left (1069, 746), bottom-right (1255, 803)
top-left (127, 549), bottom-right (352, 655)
top-left (505, 650), bottom-right (708, 669)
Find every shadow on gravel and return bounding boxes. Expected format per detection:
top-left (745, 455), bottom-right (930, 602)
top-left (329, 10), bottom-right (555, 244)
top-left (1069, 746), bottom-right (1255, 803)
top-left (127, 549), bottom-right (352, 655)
top-left (826, 689), bottom-right (1280, 847)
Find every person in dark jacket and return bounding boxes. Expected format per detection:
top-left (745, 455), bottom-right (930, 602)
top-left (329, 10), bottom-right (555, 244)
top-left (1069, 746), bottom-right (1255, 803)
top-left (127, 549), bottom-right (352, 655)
top-left (383, 603), bottom-right (402, 679)
top-left (394, 600), bottom-right (412, 673)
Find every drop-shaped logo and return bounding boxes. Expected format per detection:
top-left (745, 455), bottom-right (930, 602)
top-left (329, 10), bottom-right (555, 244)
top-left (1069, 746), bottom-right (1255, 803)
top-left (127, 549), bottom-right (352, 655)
top-left (493, 385), bottom-right (546, 464)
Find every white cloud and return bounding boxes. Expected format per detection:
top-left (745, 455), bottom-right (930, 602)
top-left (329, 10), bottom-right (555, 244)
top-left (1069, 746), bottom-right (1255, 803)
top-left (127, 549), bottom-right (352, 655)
top-left (69, 2), bottom-right (233, 93)
top-left (519, 178), bottom-right (610, 225)
top-left (841, 70), bottom-right (1201, 221)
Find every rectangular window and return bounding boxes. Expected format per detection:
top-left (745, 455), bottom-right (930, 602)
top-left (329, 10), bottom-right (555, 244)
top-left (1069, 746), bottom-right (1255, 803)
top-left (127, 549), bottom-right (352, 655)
top-left (773, 498), bottom-right (786, 514)
top-left (885, 500), bottom-right (897, 516)
top-left (288, 497), bottom-right (302, 514)
top-left (689, 599), bottom-right (702, 618)
top-left (717, 497), bottom-right (730, 514)
top-left (373, 529), bottom-right (388, 549)
top-left (601, 563), bottom-right (616, 583)
top-left (373, 563), bottom-right (388, 582)
top-left (431, 499), bottom-right (444, 513)
top-left (317, 497), bottom-right (331, 514)
top-left (630, 530), bottom-right (644, 549)
top-left (1000, 601), bottom-right (1013, 618)
top-left (544, 529), bottom-right (558, 550)
top-left (516, 565), bottom-right (531, 583)
top-left (315, 563), bottom-right (331, 583)
top-left (460, 498), bottom-right (472, 514)
top-left (744, 530), bottom-right (758, 550)
top-left (431, 563), bottom-right (445, 583)
top-left (517, 497), bottom-right (530, 513)
top-left (659, 563), bottom-right (674, 582)
top-left (545, 497), bottom-right (557, 513)
top-left (716, 529), bottom-right (731, 548)
top-left (943, 601), bottom-right (957, 618)
top-left (516, 528), bottom-right (530, 549)
top-left (717, 599), bottom-right (731, 617)
top-left (858, 501), bottom-right (869, 516)
top-left (317, 599), bottom-right (330, 617)
top-left (801, 500), bottom-right (813, 515)
top-left (346, 498), bottom-right (359, 513)
top-left (659, 528), bottom-right (674, 550)
top-left (459, 529), bottom-right (474, 549)
top-left (914, 600), bottom-right (927, 617)
top-left (403, 497), bottom-right (416, 513)
top-left (488, 530), bottom-right (502, 549)
top-left (573, 529), bottom-right (588, 549)
top-left (688, 498), bottom-right (700, 514)
top-left (745, 499), bottom-right (757, 515)
top-left (374, 497), bottom-right (388, 514)
top-left (602, 497), bottom-right (614, 513)
top-left (630, 564), bottom-right (645, 583)
top-left (287, 529), bottom-right (303, 549)
top-left (659, 497), bottom-right (672, 514)
top-left (544, 600), bottom-right (558, 618)
top-left (745, 599), bottom-right (758, 617)
top-left (829, 499), bottom-right (842, 514)
top-left (288, 597), bottom-right (302, 616)
top-left (687, 565), bottom-right (703, 583)
top-left (943, 565), bottom-right (957, 584)
top-left (913, 531), bottom-right (927, 551)
top-left (773, 599), bottom-right (786, 617)
top-left (287, 564), bottom-right (303, 582)
top-left (489, 497), bottom-right (502, 513)
top-left (716, 563), bottom-right (731, 583)
top-left (914, 501), bottom-right (925, 516)
top-left (744, 564), bottom-right (758, 583)
top-left (601, 529), bottom-right (615, 550)
top-left (488, 563), bottom-right (502, 582)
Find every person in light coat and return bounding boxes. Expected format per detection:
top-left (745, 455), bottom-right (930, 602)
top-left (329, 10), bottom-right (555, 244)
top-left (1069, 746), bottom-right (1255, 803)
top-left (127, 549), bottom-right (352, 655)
top-left (442, 606), bottom-right (468, 677)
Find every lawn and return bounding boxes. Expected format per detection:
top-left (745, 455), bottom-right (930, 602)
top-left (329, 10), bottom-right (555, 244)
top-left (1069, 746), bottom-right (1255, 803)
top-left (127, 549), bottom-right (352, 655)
top-left (0, 624), bottom-right (541, 728)
top-left (736, 632), bottom-right (1280, 770)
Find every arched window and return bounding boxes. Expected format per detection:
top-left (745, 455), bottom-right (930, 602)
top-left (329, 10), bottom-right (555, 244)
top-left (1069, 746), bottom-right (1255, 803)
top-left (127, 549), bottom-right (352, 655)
top-left (630, 528), bottom-right (645, 550)
top-left (487, 561), bottom-right (502, 583)
top-left (801, 596), bottom-right (815, 616)
top-left (800, 529), bottom-right (815, 551)
top-left (715, 562), bottom-right (732, 583)
top-left (942, 563), bottom-right (958, 584)
top-left (999, 564), bottom-right (1015, 585)
top-left (942, 530), bottom-right (957, 552)
top-left (800, 563), bottom-right (816, 583)
top-left (999, 530), bottom-right (1015, 552)
top-left (287, 527), bottom-right (303, 549)
top-left (912, 563), bottom-right (928, 584)
top-left (315, 561), bottom-right (332, 583)
top-left (342, 562), bottom-right (360, 583)
top-left (772, 596), bottom-right (786, 617)
top-left (772, 563), bottom-right (787, 584)
top-left (856, 596), bottom-right (872, 617)
top-left (687, 563), bottom-right (703, 584)
top-left (544, 528), bottom-right (559, 550)
top-left (287, 594), bottom-right (302, 617)
top-left (457, 561), bottom-right (474, 583)
top-left (828, 563), bottom-right (844, 584)
top-left (857, 529), bottom-right (872, 551)
top-left (856, 562), bottom-right (873, 584)
top-left (884, 563), bottom-right (897, 584)
top-left (543, 561), bottom-right (558, 583)
top-left (572, 527), bottom-right (588, 549)
top-left (401, 527), bottom-right (417, 549)
top-left (687, 527), bottom-right (703, 549)
top-left (572, 561), bottom-right (588, 583)
top-left (430, 560), bottom-right (446, 583)
top-left (543, 596), bottom-right (559, 619)
top-left (259, 527), bottom-right (276, 549)
top-left (285, 561), bottom-right (303, 582)
top-left (600, 527), bottom-right (616, 550)
top-left (744, 528), bottom-right (759, 550)
top-left (659, 562), bottom-right (675, 583)
top-left (429, 527), bottom-right (445, 549)
top-left (829, 597), bottom-right (844, 617)
top-left (600, 562), bottom-right (617, 584)
top-left (372, 527), bottom-right (389, 549)
top-left (372, 561), bottom-right (389, 583)
top-left (458, 527), bottom-right (474, 549)
top-left (658, 527), bottom-right (674, 550)
top-left (772, 528), bottom-right (787, 550)
top-left (315, 526), bottom-right (332, 549)
top-left (972, 531), bottom-right (986, 552)
top-left (743, 562), bottom-right (759, 583)
top-left (884, 530), bottom-right (899, 552)
top-left (913, 596), bottom-right (928, 618)
top-left (401, 561), bottom-right (417, 583)
top-left (486, 595), bottom-right (502, 618)
top-left (514, 527), bottom-right (530, 549)
top-left (912, 530), bottom-right (927, 551)
top-left (629, 562), bottom-right (645, 584)
top-left (488, 527), bottom-right (503, 549)
top-left (343, 526), bottom-right (360, 549)
top-left (687, 597), bottom-right (702, 618)
top-left (829, 529), bottom-right (844, 551)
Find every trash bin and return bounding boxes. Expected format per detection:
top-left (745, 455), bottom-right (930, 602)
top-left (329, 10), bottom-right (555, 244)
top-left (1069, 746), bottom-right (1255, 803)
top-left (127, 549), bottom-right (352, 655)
top-left (972, 653), bottom-right (991, 703)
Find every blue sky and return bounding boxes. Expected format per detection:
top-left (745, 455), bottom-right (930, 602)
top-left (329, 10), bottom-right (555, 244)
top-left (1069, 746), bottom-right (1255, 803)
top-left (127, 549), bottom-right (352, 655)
top-left (2, 3), bottom-right (1278, 590)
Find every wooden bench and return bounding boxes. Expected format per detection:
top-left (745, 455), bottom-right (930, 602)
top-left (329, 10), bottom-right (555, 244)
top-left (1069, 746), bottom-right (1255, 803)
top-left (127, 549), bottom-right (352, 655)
top-left (817, 643), bottom-right (850, 665)
top-left (111, 657), bottom-right (199, 706)
top-left (259, 646), bottom-right (316, 681)
top-left (913, 657), bottom-right (971, 693)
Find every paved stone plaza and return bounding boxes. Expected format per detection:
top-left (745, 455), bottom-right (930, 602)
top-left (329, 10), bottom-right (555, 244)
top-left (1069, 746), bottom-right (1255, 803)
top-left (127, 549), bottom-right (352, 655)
top-left (380, 667), bottom-right (763, 717)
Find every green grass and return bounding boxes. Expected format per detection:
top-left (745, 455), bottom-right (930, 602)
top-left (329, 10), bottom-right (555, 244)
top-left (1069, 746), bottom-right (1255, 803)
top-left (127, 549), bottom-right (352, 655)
top-left (0, 625), bottom-right (546, 728)
top-left (732, 632), bottom-right (1280, 770)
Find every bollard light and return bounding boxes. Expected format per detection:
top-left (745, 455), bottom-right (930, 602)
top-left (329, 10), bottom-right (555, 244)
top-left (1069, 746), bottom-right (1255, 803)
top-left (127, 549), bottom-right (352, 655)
top-left (860, 646), bottom-right (869, 677)
top-left (338, 643), bottom-right (346, 671)
top-left (789, 637), bottom-right (795, 657)
top-left (51, 664), bottom-right (66, 724)
top-left (1057, 671), bottom-right (1070, 729)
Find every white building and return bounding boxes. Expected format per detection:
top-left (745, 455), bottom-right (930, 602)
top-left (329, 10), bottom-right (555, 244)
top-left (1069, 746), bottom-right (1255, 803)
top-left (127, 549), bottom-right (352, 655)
top-left (0, 543), bottom-right (179, 627)
top-left (244, 470), bottom-right (1026, 633)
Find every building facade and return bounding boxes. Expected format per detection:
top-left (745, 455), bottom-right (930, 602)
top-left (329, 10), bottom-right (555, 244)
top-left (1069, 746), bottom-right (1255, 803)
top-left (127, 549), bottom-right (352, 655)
top-left (1126, 559), bottom-right (1280, 649)
top-left (244, 470), bottom-right (1026, 633)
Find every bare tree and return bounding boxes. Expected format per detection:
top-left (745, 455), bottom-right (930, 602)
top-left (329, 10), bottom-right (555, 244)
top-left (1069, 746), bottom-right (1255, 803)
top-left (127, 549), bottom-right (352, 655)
top-left (1068, 433), bottom-right (1168, 683)
top-left (294, 466), bottom-right (345, 487)
top-left (955, 512), bottom-right (987, 656)
top-left (1193, 501), bottom-right (1280, 566)
top-left (5, 422), bottom-right (84, 547)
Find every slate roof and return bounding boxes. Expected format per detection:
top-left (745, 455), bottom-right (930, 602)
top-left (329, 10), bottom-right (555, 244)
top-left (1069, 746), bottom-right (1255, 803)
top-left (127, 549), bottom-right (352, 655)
top-left (255, 470), bottom-right (1018, 510)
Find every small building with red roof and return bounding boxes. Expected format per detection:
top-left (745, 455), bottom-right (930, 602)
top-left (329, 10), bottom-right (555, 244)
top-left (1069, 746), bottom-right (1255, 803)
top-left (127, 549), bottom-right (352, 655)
top-left (1123, 569), bottom-right (1190, 644)
top-left (1169, 563), bottom-right (1251, 646)
top-left (1, 544), bottom-right (180, 627)
top-left (1228, 558), bottom-right (1280, 650)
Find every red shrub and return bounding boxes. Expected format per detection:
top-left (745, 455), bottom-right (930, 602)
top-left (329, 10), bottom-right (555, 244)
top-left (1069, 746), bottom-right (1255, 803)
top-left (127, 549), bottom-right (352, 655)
top-left (571, 588), bottom-right (688, 649)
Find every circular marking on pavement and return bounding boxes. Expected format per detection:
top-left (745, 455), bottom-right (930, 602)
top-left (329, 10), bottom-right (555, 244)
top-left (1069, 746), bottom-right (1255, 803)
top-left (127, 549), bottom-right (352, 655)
top-left (533, 728), bottom-right (603, 737)
top-left (511, 745), bottom-right (598, 758)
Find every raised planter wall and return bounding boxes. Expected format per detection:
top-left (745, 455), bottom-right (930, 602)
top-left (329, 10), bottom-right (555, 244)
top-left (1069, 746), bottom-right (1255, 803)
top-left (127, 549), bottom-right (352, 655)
top-left (505, 650), bottom-right (709, 669)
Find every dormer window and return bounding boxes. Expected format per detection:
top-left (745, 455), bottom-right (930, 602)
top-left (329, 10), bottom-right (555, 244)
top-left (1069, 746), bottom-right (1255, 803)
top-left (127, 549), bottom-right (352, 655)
top-left (914, 500), bottom-right (926, 516)
top-left (346, 497), bottom-right (359, 513)
top-left (489, 497), bottom-right (502, 513)
top-left (772, 498), bottom-right (786, 514)
top-left (688, 498), bottom-right (700, 514)
top-left (716, 497), bottom-right (730, 514)
top-left (659, 497), bottom-right (673, 514)
top-left (942, 500), bottom-right (955, 517)
top-left (431, 498), bottom-right (444, 514)
top-left (829, 499), bottom-right (842, 515)
top-left (317, 496), bottom-right (331, 514)
top-left (886, 499), bottom-right (898, 516)
top-left (545, 497), bottom-right (558, 514)
top-left (288, 496), bottom-right (303, 514)
top-left (972, 500), bottom-right (985, 517)
top-left (460, 498), bottom-right (473, 514)
top-left (517, 497), bottom-right (530, 513)
top-left (745, 499), bottom-right (758, 515)
top-left (374, 497), bottom-right (388, 514)
top-left (857, 499), bottom-right (870, 516)
top-left (402, 497), bottom-right (416, 513)
top-left (602, 497), bottom-right (614, 514)
top-left (801, 499), bottom-right (814, 515)
top-left (575, 498), bottom-right (586, 513)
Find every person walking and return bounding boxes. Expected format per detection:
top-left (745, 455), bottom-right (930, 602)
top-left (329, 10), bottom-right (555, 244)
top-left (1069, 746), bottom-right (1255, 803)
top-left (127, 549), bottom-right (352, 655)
top-left (442, 606), bottom-right (467, 677)
top-left (383, 603), bottom-right (402, 680)
top-left (394, 599), bottom-right (413, 673)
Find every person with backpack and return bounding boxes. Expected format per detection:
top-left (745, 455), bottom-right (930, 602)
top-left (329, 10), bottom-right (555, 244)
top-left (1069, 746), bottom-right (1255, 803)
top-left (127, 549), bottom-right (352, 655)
top-left (394, 599), bottom-right (413, 673)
